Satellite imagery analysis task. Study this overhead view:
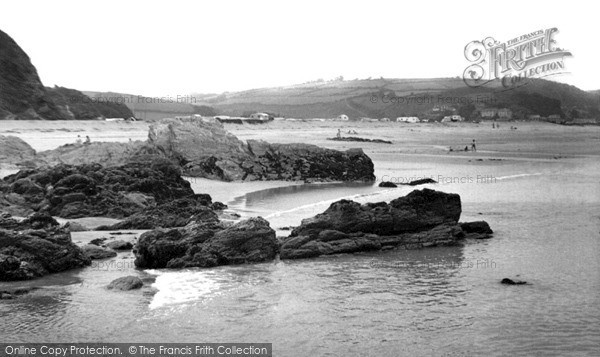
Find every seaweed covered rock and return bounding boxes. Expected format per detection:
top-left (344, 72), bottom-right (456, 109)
top-left (280, 189), bottom-right (489, 260)
top-left (0, 213), bottom-right (91, 281)
top-left (0, 159), bottom-right (203, 220)
top-left (134, 217), bottom-right (278, 269)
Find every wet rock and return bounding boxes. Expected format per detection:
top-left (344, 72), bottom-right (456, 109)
top-left (460, 221), bottom-right (493, 239)
top-left (401, 178), bottom-right (438, 186)
top-left (0, 286), bottom-right (39, 299)
top-left (134, 217), bottom-right (278, 269)
top-left (89, 238), bottom-right (107, 246)
top-left (280, 189), bottom-right (489, 260)
top-left (501, 278), bottom-right (527, 285)
top-left (327, 137), bottom-right (392, 144)
top-left (379, 181), bottom-right (397, 188)
top-left (0, 213), bottom-right (90, 281)
top-left (64, 221), bottom-right (89, 232)
top-left (0, 160), bottom-right (206, 222)
top-left (82, 244), bottom-right (117, 260)
top-left (96, 196), bottom-right (217, 230)
top-left (106, 276), bottom-right (143, 290)
top-left (210, 201), bottom-right (228, 211)
top-left (105, 240), bottom-right (133, 251)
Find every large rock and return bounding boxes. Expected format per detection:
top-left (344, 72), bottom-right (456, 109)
top-left (105, 240), bottom-right (133, 251)
top-left (245, 140), bottom-right (375, 182)
top-left (82, 244), bottom-right (117, 259)
top-left (96, 196), bottom-right (216, 230)
top-left (2, 118), bottom-right (376, 183)
top-left (0, 136), bottom-right (36, 165)
top-left (147, 118), bottom-right (375, 182)
top-left (134, 217), bottom-right (278, 269)
top-left (106, 276), bottom-right (143, 290)
top-left (280, 189), bottom-right (489, 260)
top-left (0, 213), bottom-right (91, 281)
top-left (0, 160), bottom-right (202, 220)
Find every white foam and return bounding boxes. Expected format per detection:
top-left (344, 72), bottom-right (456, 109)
top-left (264, 189), bottom-right (398, 219)
top-left (147, 269), bottom-right (218, 310)
top-left (494, 173), bottom-right (543, 181)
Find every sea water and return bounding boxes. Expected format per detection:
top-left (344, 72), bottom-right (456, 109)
top-left (1, 151), bottom-right (599, 356)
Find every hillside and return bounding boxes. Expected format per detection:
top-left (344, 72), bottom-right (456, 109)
top-left (83, 91), bottom-right (217, 121)
top-left (0, 29), bottom-right (133, 120)
top-left (194, 78), bottom-right (599, 121)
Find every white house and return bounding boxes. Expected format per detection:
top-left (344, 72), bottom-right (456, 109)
top-left (250, 113), bottom-right (270, 120)
top-left (441, 115), bottom-right (463, 122)
top-left (380, 117), bottom-right (390, 122)
top-left (396, 116), bottom-right (420, 123)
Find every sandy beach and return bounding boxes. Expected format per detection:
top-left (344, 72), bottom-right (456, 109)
top-left (2, 119), bottom-right (598, 202)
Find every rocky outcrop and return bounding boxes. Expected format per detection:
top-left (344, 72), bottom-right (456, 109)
top-left (0, 159), bottom-right (201, 221)
top-left (82, 244), bottom-right (117, 259)
top-left (147, 118), bottom-right (375, 182)
top-left (379, 181), bottom-right (397, 188)
top-left (400, 178), bottom-right (438, 186)
top-left (0, 29), bottom-right (132, 120)
top-left (0, 136), bottom-right (36, 166)
top-left (501, 278), bottom-right (527, 285)
top-left (36, 141), bottom-right (146, 168)
top-left (0, 213), bottom-right (91, 281)
top-left (280, 189), bottom-right (491, 259)
top-left (107, 276), bottom-right (143, 290)
top-left (105, 240), bottom-right (133, 251)
top-left (134, 217), bottom-right (278, 269)
top-left (96, 196), bottom-right (217, 230)
top-left (460, 221), bottom-right (493, 239)
top-left (328, 137), bottom-right (392, 144)
top-left (2, 118), bottom-right (375, 183)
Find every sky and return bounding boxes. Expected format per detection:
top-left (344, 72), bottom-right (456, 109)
top-left (1, 0), bottom-right (597, 97)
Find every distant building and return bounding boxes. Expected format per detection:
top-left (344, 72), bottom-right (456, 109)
top-left (249, 113), bottom-right (270, 120)
top-left (380, 117), bottom-right (390, 122)
top-left (441, 115), bottom-right (463, 122)
top-left (396, 117), bottom-right (420, 123)
top-left (480, 108), bottom-right (512, 119)
top-left (337, 114), bottom-right (349, 121)
top-left (528, 114), bottom-right (541, 120)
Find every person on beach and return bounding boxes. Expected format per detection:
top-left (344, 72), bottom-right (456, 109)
top-left (492, 123), bottom-right (495, 129)
top-left (84, 136), bottom-right (91, 145)
top-left (471, 139), bottom-right (477, 152)
top-left (76, 135), bottom-right (82, 145)
top-left (337, 129), bottom-right (341, 138)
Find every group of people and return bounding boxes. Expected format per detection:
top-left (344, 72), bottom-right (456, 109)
top-left (336, 128), bottom-right (358, 138)
top-left (449, 139), bottom-right (477, 152)
top-left (76, 135), bottom-right (91, 145)
top-left (492, 122), bottom-right (518, 130)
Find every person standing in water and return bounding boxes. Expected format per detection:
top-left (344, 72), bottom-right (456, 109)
top-left (471, 139), bottom-right (477, 152)
top-left (337, 129), bottom-right (342, 138)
